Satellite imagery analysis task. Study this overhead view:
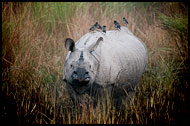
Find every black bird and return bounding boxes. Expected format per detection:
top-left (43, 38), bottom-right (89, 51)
top-left (114, 20), bottom-right (121, 30)
top-left (89, 25), bottom-right (96, 32)
top-left (123, 17), bottom-right (128, 24)
top-left (102, 25), bottom-right (106, 33)
top-left (95, 22), bottom-right (102, 29)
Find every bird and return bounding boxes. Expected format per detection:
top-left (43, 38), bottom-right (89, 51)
top-left (102, 25), bottom-right (106, 33)
top-left (89, 25), bottom-right (96, 32)
top-left (95, 22), bottom-right (102, 30)
top-left (123, 17), bottom-right (128, 25)
top-left (114, 20), bottom-right (121, 30)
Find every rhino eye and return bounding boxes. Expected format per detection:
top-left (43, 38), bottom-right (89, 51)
top-left (70, 64), bottom-right (73, 68)
top-left (90, 65), bottom-right (91, 69)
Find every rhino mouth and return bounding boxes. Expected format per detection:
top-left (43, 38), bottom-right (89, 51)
top-left (70, 78), bottom-right (91, 94)
top-left (77, 81), bottom-right (89, 86)
top-left (72, 83), bottom-right (91, 94)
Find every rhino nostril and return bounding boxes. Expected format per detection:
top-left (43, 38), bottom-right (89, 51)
top-left (73, 71), bottom-right (77, 74)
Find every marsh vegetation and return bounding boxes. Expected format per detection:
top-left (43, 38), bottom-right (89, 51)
top-left (2, 2), bottom-right (188, 124)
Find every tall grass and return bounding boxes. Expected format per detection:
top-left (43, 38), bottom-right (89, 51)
top-left (2, 2), bottom-right (188, 124)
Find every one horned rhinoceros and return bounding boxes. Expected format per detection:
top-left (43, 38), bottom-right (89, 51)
top-left (63, 26), bottom-right (148, 108)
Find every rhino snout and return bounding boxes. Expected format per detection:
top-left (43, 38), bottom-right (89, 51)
top-left (71, 67), bottom-right (91, 86)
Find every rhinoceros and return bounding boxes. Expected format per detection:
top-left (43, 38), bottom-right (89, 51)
top-left (63, 26), bottom-right (148, 109)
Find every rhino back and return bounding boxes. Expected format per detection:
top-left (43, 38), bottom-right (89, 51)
top-left (75, 27), bottom-right (148, 86)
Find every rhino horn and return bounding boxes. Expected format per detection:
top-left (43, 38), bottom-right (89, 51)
top-left (79, 51), bottom-right (84, 63)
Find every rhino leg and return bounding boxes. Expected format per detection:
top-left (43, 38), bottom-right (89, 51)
top-left (110, 85), bottom-right (125, 110)
top-left (108, 83), bottom-right (137, 111)
top-left (88, 82), bottom-right (104, 108)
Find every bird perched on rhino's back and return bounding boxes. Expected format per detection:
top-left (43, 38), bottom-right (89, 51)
top-left (114, 20), bottom-right (121, 30)
top-left (102, 25), bottom-right (106, 34)
top-left (123, 17), bottom-right (128, 25)
top-left (95, 22), bottom-right (102, 30)
top-left (89, 25), bottom-right (96, 32)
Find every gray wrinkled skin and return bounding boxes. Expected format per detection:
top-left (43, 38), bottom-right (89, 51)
top-left (63, 26), bottom-right (148, 109)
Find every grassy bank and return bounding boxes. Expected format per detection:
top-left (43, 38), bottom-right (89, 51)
top-left (2, 2), bottom-right (188, 124)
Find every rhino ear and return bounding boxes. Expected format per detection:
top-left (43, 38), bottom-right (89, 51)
top-left (65, 38), bottom-right (75, 52)
top-left (89, 37), bottom-right (103, 53)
